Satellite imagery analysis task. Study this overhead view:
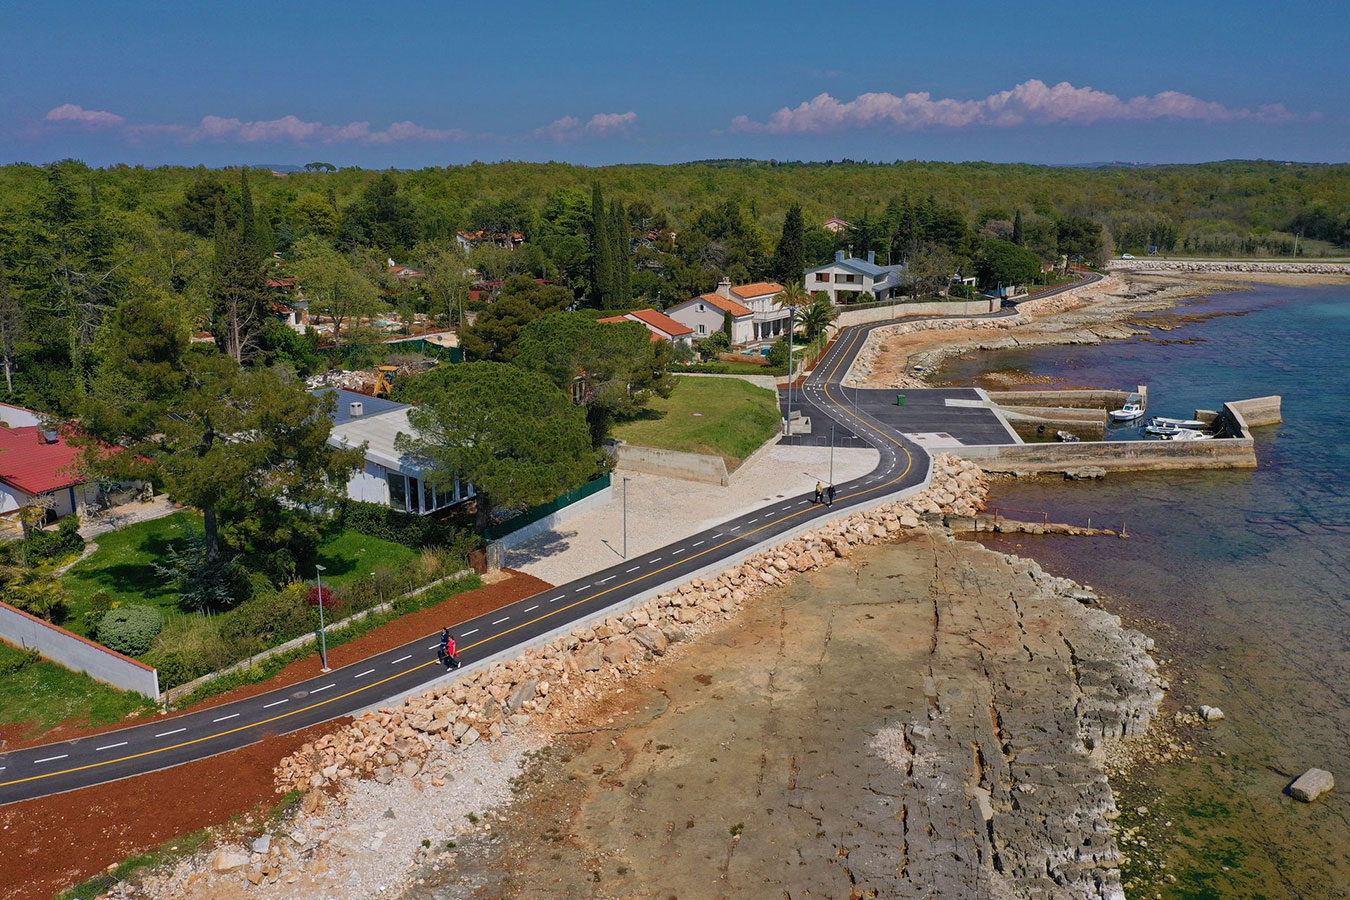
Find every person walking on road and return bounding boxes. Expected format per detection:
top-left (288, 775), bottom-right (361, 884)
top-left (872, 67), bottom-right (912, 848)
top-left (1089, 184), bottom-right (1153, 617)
top-left (826, 483), bottom-right (836, 507)
top-left (439, 627), bottom-right (460, 669)
top-left (814, 481), bottom-right (824, 504)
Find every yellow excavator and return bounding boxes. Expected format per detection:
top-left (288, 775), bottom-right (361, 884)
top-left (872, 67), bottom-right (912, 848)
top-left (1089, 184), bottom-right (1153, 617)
top-left (372, 365), bottom-right (399, 398)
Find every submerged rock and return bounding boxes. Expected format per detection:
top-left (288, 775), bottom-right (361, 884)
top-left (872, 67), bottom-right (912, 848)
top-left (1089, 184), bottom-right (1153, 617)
top-left (1289, 768), bottom-right (1334, 802)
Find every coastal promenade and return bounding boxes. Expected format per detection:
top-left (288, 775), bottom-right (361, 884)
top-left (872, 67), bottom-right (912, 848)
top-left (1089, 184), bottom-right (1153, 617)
top-left (0, 305), bottom-right (940, 805)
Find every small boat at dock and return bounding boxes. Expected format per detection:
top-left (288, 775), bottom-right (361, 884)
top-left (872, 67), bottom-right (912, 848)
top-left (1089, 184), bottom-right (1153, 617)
top-left (1109, 393), bottom-right (1146, 421)
top-left (1167, 429), bottom-right (1214, 441)
top-left (1151, 416), bottom-right (1206, 429)
top-left (1145, 419), bottom-right (1181, 436)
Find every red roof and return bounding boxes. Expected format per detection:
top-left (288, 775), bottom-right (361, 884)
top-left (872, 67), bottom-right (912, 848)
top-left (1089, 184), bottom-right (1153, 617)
top-left (626, 308), bottom-right (693, 338)
top-left (730, 281), bottom-right (783, 300)
top-left (0, 426), bottom-right (89, 495)
top-left (695, 293), bottom-right (753, 317)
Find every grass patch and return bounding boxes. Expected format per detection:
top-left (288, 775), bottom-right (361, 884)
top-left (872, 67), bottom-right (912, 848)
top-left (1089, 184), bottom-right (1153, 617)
top-left (612, 376), bottom-right (780, 468)
top-left (55, 829), bottom-right (211, 900)
top-left (0, 641), bottom-right (154, 738)
top-left (60, 512), bottom-right (419, 636)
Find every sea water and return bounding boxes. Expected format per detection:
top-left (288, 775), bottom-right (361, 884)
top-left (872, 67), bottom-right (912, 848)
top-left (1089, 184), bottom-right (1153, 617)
top-left (939, 284), bottom-right (1350, 899)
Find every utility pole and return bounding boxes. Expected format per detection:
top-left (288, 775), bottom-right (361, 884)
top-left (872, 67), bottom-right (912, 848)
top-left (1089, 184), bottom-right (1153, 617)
top-left (315, 564), bottom-right (330, 673)
top-left (622, 476), bottom-right (630, 559)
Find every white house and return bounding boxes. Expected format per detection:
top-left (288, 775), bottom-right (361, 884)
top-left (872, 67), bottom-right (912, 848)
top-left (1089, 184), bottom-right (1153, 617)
top-left (720, 280), bottom-right (791, 344)
top-left (805, 250), bottom-right (908, 304)
top-left (664, 291), bottom-right (755, 345)
top-left (596, 309), bottom-right (694, 347)
top-left (0, 424), bottom-right (145, 521)
top-left (317, 388), bottom-right (473, 515)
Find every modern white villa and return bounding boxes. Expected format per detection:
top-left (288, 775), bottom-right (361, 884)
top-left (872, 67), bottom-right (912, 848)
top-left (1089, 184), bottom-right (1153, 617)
top-left (805, 250), bottom-right (909, 304)
top-left (317, 388), bottom-right (472, 515)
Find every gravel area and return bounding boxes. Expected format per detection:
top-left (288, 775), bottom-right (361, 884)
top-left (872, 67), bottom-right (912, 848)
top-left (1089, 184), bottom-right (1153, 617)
top-left (504, 444), bottom-right (878, 586)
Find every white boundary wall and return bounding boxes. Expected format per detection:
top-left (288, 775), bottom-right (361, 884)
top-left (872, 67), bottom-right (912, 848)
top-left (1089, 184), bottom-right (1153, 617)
top-left (0, 601), bottom-right (160, 699)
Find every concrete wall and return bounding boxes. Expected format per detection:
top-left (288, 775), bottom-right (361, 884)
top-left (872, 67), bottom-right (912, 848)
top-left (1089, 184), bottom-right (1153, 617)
top-left (947, 436), bottom-right (1256, 473)
top-left (614, 442), bottom-right (730, 486)
top-left (490, 484), bottom-right (615, 551)
top-left (1225, 395), bottom-right (1282, 428)
top-left (835, 298), bottom-right (998, 328)
top-left (0, 601), bottom-right (160, 699)
top-left (985, 389), bottom-right (1135, 409)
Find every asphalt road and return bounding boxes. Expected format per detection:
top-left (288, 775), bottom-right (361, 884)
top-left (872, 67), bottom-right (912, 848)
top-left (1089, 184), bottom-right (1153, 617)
top-left (0, 316), bottom-right (925, 805)
top-left (0, 274), bottom-right (1100, 805)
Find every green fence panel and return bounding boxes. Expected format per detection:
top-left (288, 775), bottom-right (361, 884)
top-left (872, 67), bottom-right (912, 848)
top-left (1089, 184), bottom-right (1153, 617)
top-left (484, 473), bottom-right (612, 541)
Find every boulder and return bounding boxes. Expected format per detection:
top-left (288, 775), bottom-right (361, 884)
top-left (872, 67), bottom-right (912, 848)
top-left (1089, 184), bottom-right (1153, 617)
top-left (602, 637), bottom-right (638, 666)
top-left (575, 642), bottom-right (605, 672)
top-left (459, 726), bottom-right (481, 748)
top-left (1289, 768), bottom-right (1334, 803)
top-left (211, 849), bottom-right (250, 874)
top-left (1199, 705), bottom-right (1225, 722)
top-left (506, 679), bottom-right (538, 714)
top-left (631, 626), bottom-right (667, 655)
top-left (251, 835), bottom-right (271, 855)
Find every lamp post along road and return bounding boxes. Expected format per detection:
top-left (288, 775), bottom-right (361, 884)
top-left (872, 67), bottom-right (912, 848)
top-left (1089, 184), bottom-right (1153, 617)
top-left (315, 564), bottom-right (330, 673)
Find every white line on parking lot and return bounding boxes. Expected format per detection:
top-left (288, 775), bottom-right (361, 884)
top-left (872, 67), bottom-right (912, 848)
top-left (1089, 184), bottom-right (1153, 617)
top-left (96, 742), bottom-right (128, 752)
top-left (391, 655), bottom-right (412, 665)
top-left (263, 699), bottom-right (289, 708)
top-left (156, 728), bottom-right (186, 738)
top-left (354, 669), bottom-right (375, 679)
top-left (213, 713), bottom-right (239, 723)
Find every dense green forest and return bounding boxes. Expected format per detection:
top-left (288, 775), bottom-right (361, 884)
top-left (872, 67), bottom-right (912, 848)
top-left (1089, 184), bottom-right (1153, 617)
top-left (1, 157), bottom-right (1347, 418)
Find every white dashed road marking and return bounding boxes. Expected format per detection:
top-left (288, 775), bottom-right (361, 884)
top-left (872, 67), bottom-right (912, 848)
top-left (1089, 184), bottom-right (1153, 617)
top-left (598, 576), bottom-right (615, 583)
top-left (390, 655), bottom-right (412, 665)
top-left (96, 742), bottom-right (127, 752)
top-left (310, 683), bottom-right (335, 694)
top-left (626, 566), bottom-right (639, 573)
top-left (34, 755), bottom-right (68, 764)
top-left (460, 629), bottom-right (478, 636)
top-left (156, 728), bottom-right (186, 738)
top-left (492, 617), bottom-right (510, 625)
top-left (263, 699), bottom-right (289, 708)
top-left (524, 605), bottom-right (538, 612)
top-left (354, 669), bottom-right (375, 679)
top-left (692, 541), bottom-right (704, 547)
top-left (213, 713), bottom-right (239, 723)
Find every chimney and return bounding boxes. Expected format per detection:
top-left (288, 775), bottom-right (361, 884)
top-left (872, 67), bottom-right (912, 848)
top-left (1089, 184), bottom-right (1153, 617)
top-left (349, 401), bottom-right (364, 417)
top-left (835, 249), bottom-right (846, 263)
top-left (715, 277), bottom-right (732, 299)
top-left (867, 250), bottom-right (876, 264)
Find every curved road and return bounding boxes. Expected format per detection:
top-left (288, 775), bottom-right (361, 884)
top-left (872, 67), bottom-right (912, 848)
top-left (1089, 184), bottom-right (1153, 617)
top-left (0, 273), bottom-right (1099, 805)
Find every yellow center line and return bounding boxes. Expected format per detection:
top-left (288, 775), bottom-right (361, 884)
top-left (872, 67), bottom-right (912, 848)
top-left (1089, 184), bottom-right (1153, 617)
top-left (1, 324), bottom-right (918, 795)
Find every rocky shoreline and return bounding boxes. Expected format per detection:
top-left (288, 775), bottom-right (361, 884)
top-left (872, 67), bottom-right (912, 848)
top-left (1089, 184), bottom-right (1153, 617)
top-left (848, 272), bottom-right (1245, 389)
top-left (113, 455), bottom-right (1165, 900)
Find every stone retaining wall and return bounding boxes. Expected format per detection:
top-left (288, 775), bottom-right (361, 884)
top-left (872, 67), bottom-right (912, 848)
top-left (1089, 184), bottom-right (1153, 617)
top-left (947, 435), bottom-right (1257, 473)
top-left (986, 389), bottom-right (1135, 409)
top-left (1109, 259), bottom-right (1350, 275)
top-left (835, 298), bottom-right (997, 328)
top-left (612, 441), bottom-right (730, 485)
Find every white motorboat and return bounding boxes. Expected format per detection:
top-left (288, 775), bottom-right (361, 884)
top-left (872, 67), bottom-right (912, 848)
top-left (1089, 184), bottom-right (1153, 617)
top-left (1109, 394), bottom-right (1146, 422)
top-left (1151, 416), bottom-right (1206, 430)
top-left (1145, 418), bottom-right (1180, 436)
top-left (1167, 429), bottom-right (1214, 441)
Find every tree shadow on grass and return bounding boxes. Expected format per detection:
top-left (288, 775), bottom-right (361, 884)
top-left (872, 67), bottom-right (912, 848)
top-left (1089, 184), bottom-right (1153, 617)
top-left (617, 407), bottom-right (667, 424)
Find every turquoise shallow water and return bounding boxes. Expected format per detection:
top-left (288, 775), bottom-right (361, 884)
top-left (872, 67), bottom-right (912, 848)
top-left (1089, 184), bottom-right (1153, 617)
top-left (939, 285), bottom-right (1350, 899)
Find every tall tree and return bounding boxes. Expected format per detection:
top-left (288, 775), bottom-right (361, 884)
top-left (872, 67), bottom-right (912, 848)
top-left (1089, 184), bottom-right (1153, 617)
top-left (80, 294), bottom-right (362, 566)
top-left (609, 199), bottom-right (631, 308)
top-left (516, 313), bottom-right (675, 445)
top-left (589, 184), bottom-right (615, 307)
top-left (770, 204), bottom-right (805, 285)
top-left (396, 362), bottom-right (597, 531)
top-left (290, 235), bottom-right (381, 346)
top-left (0, 259), bottom-right (21, 393)
top-left (209, 170), bottom-right (269, 362)
top-left (1012, 209), bottom-right (1024, 246)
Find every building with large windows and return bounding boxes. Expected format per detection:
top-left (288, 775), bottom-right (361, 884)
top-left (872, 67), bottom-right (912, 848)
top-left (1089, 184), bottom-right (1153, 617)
top-left (804, 250), bottom-right (908, 304)
top-left (316, 388), bottom-right (472, 515)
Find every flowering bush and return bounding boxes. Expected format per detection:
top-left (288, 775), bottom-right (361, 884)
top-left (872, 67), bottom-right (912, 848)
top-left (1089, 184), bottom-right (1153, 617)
top-left (307, 584), bottom-right (338, 609)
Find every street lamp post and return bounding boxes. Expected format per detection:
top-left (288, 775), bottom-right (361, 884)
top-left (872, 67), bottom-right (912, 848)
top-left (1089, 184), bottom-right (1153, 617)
top-left (315, 564), bottom-right (330, 673)
top-left (622, 476), bottom-right (630, 559)
top-left (830, 424), bottom-right (835, 488)
top-left (785, 315), bottom-right (794, 438)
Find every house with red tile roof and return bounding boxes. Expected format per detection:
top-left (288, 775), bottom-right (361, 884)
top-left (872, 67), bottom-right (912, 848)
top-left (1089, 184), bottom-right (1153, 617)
top-left (0, 425), bottom-right (141, 521)
top-left (666, 278), bottom-right (788, 346)
top-left (597, 309), bottom-right (694, 346)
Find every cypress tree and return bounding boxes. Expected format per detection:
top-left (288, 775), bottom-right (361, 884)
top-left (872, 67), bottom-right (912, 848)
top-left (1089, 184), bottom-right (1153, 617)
top-left (610, 199), bottom-right (631, 308)
top-left (590, 184), bottom-right (614, 307)
top-left (1012, 209), bottom-right (1024, 246)
top-left (771, 203), bottom-right (805, 284)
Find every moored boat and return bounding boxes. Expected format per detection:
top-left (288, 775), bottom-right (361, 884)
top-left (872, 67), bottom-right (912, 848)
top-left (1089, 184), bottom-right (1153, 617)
top-left (1110, 393), bottom-right (1146, 421)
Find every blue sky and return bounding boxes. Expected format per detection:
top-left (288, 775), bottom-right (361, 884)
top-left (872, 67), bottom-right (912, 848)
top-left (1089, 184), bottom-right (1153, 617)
top-left (2, 0), bottom-right (1345, 167)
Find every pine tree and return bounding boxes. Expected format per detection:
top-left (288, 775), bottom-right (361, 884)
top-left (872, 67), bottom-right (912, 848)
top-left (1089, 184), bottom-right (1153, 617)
top-left (771, 204), bottom-right (805, 285)
top-left (1012, 209), bottom-right (1024, 246)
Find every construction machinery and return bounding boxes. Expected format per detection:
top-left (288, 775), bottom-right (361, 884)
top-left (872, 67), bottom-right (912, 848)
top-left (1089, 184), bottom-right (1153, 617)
top-left (372, 365), bottom-right (399, 398)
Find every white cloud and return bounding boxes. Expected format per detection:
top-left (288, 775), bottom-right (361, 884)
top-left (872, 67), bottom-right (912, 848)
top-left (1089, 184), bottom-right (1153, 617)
top-left (45, 104), bottom-right (126, 128)
top-left (44, 105), bottom-right (469, 144)
top-left (535, 111), bottom-right (637, 142)
top-left (730, 79), bottom-right (1296, 133)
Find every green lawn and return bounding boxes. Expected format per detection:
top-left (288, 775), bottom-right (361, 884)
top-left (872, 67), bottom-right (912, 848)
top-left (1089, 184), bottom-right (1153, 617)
top-left (612, 376), bottom-right (781, 468)
top-left (0, 642), bottom-right (154, 738)
top-left (60, 511), bottom-right (419, 637)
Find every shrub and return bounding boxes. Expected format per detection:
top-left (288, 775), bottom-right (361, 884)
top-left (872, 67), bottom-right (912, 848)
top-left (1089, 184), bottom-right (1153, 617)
top-left (146, 616), bottom-right (232, 689)
top-left (24, 514), bottom-right (85, 563)
top-left (337, 500), bottom-right (478, 552)
top-left (307, 584), bottom-right (339, 609)
top-left (220, 583), bottom-right (315, 654)
top-left (0, 647), bottom-right (41, 676)
top-left (82, 590), bottom-right (116, 634)
top-left (97, 604), bottom-right (164, 657)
